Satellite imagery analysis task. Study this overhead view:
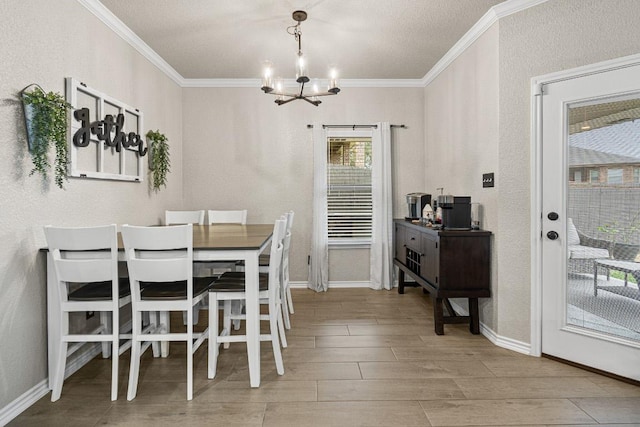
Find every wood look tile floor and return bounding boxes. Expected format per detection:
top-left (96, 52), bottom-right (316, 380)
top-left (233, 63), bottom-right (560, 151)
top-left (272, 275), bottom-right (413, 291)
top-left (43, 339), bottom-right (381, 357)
top-left (11, 288), bottom-right (640, 426)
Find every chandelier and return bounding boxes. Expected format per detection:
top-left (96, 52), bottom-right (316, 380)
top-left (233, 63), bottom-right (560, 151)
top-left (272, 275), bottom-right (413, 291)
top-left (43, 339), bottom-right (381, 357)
top-left (260, 10), bottom-right (340, 106)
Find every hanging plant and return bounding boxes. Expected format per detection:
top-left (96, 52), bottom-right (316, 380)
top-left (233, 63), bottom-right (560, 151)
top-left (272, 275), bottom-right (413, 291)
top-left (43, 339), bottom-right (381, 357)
top-left (147, 129), bottom-right (170, 191)
top-left (20, 84), bottom-right (72, 189)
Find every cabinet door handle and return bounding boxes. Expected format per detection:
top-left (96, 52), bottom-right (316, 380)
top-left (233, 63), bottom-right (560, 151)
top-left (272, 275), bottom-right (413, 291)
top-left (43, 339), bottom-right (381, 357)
top-left (410, 237), bottom-right (416, 241)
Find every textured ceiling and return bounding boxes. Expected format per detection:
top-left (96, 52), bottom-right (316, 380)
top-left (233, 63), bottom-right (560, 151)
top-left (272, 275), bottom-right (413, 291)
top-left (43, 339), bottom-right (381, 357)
top-left (98, 0), bottom-right (504, 80)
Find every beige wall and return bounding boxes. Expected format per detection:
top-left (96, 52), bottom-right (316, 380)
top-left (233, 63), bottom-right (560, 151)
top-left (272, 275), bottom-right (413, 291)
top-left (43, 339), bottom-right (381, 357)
top-left (0, 0), bottom-right (182, 407)
top-left (496, 0), bottom-right (640, 342)
top-left (181, 87), bottom-right (425, 283)
top-left (424, 24), bottom-right (500, 331)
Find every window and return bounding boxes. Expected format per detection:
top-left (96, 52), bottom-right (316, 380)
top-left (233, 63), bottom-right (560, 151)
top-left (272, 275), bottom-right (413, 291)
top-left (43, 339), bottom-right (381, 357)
top-left (573, 170), bottom-right (582, 182)
top-left (589, 169), bottom-right (600, 183)
top-left (327, 136), bottom-right (372, 244)
top-left (607, 168), bottom-right (623, 184)
top-left (634, 167), bottom-right (640, 184)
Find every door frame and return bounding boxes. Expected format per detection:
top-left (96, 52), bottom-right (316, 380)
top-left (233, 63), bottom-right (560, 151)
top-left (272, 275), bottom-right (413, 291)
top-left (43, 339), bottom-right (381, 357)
top-left (530, 53), bottom-right (640, 357)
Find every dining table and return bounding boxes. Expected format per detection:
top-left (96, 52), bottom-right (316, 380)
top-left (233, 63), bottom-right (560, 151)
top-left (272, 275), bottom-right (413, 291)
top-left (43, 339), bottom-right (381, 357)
top-left (45, 223), bottom-right (274, 390)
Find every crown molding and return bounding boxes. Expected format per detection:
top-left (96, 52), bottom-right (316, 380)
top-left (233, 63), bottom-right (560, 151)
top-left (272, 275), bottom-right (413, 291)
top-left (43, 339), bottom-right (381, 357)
top-left (182, 79), bottom-right (261, 88)
top-left (421, 0), bottom-right (549, 87)
top-left (79, 0), bottom-right (548, 89)
top-left (181, 78), bottom-right (424, 88)
top-left (77, 0), bottom-right (185, 86)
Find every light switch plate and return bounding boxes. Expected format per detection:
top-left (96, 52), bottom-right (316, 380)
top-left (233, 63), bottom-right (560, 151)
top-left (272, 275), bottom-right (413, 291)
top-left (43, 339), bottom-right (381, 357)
top-left (483, 173), bottom-right (495, 188)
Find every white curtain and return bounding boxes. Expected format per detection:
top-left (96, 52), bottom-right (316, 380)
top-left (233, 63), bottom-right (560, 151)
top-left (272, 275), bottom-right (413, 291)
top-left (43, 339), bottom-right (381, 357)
top-left (370, 122), bottom-right (394, 290)
top-left (309, 123), bottom-right (329, 292)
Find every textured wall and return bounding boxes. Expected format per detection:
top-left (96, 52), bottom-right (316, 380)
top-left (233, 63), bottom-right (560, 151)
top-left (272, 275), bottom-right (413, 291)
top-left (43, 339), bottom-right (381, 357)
top-left (0, 0), bottom-right (182, 407)
top-left (423, 24), bottom-right (500, 331)
top-left (181, 87), bottom-right (425, 282)
top-left (497, 0), bottom-right (640, 342)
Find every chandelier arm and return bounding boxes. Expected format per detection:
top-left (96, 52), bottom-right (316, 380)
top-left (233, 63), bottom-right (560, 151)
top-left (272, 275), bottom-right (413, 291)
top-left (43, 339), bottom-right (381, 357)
top-left (267, 90), bottom-right (299, 98)
top-left (275, 97), bottom-right (298, 106)
top-left (300, 96), bottom-right (321, 106)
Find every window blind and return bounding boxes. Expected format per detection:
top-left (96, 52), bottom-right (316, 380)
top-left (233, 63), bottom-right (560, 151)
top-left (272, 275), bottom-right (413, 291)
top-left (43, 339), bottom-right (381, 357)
top-left (327, 137), bottom-right (372, 241)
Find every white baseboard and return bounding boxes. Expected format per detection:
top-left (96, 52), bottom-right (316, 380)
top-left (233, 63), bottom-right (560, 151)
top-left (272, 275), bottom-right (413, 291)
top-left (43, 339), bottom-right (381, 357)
top-left (448, 300), bottom-right (532, 355)
top-left (289, 280), bottom-right (372, 289)
top-left (0, 343), bottom-right (101, 426)
top-left (0, 379), bottom-right (49, 427)
top-left (0, 320), bottom-right (132, 426)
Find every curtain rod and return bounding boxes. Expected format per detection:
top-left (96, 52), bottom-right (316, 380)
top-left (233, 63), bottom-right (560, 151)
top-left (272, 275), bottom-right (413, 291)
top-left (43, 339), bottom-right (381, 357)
top-left (306, 124), bottom-right (407, 129)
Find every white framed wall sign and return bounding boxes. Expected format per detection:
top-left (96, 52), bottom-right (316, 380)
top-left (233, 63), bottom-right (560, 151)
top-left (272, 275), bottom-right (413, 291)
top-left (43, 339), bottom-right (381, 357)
top-left (66, 77), bottom-right (146, 182)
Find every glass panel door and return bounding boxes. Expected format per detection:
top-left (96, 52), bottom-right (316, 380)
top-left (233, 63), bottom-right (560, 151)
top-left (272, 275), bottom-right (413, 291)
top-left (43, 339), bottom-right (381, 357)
top-left (541, 62), bottom-right (640, 381)
top-left (567, 98), bottom-right (640, 343)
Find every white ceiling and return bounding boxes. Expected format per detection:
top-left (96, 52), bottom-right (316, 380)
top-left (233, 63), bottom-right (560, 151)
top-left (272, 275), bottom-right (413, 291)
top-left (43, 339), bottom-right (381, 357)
top-left (98, 0), bottom-right (505, 81)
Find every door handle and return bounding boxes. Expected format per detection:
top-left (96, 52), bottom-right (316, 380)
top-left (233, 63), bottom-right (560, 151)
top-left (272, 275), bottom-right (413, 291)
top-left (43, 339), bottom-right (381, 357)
top-left (547, 231), bottom-right (559, 240)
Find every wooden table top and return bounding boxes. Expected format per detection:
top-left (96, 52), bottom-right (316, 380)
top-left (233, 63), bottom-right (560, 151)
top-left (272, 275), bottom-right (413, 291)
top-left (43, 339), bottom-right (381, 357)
top-left (42, 224), bottom-right (275, 252)
top-left (191, 224), bottom-right (274, 250)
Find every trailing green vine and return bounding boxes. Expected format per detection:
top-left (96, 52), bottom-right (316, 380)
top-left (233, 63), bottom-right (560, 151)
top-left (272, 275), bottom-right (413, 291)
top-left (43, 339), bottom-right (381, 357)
top-left (147, 129), bottom-right (170, 191)
top-left (21, 85), bottom-right (72, 189)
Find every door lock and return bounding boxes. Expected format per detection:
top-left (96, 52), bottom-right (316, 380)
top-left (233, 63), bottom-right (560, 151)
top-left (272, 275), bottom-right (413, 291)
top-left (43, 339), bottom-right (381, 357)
top-left (547, 212), bottom-right (559, 221)
top-left (547, 231), bottom-right (559, 240)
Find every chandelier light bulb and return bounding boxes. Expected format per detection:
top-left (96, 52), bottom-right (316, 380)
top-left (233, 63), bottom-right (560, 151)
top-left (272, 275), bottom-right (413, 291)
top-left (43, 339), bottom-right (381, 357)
top-left (296, 54), bottom-right (309, 83)
top-left (328, 68), bottom-right (340, 94)
top-left (261, 61), bottom-right (274, 92)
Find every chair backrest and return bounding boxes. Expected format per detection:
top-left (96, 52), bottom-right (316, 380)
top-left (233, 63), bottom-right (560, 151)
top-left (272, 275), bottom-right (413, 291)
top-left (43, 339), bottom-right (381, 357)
top-left (165, 210), bottom-right (205, 225)
top-left (44, 224), bottom-right (119, 302)
top-left (207, 209), bottom-right (247, 225)
top-left (282, 211), bottom-right (295, 283)
top-left (267, 218), bottom-right (287, 299)
top-left (121, 224), bottom-right (193, 302)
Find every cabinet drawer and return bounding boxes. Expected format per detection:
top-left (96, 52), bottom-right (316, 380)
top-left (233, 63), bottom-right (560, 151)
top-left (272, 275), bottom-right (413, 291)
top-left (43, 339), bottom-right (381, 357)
top-left (405, 229), bottom-right (421, 252)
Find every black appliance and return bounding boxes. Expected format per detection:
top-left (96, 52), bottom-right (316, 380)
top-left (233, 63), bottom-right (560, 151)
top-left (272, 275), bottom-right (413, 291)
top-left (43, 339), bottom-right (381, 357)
top-left (439, 196), bottom-right (471, 230)
top-left (405, 193), bottom-right (431, 220)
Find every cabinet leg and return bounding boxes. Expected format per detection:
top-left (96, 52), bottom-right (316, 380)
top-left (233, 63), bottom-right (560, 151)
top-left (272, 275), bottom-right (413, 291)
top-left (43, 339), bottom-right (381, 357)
top-left (398, 269), bottom-right (405, 294)
top-left (434, 297), bottom-right (444, 335)
top-left (469, 298), bottom-right (480, 335)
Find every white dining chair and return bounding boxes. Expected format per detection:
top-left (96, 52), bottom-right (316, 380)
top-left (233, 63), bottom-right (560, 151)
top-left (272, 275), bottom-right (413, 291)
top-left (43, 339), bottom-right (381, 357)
top-left (165, 210), bottom-right (205, 226)
top-left (121, 224), bottom-right (214, 401)
top-left (208, 217), bottom-right (287, 380)
top-left (207, 209), bottom-right (247, 225)
top-left (203, 209), bottom-right (248, 275)
top-left (236, 211), bottom-right (295, 330)
top-left (165, 209), bottom-right (207, 325)
top-left (281, 211), bottom-right (295, 329)
top-left (44, 224), bottom-right (131, 401)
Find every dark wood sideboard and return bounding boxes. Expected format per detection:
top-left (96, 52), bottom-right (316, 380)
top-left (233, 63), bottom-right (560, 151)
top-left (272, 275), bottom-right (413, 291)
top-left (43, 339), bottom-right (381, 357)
top-left (393, 219), bottom-right (491, 335)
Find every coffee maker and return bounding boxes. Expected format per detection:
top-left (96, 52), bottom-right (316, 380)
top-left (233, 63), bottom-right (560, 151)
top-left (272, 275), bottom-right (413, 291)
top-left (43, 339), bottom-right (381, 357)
top-left (406, 193), bottom-right (431, 220)
top-left (438, 195), bottom-right (472, 230)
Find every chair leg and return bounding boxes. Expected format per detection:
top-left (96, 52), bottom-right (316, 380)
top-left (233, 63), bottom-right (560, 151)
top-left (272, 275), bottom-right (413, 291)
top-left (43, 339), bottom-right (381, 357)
top-left (277, 304), bottom-right (288, 349)
top-left (148, 312), bottom-right (160, 358)
top-left (232, 300), bottom-right (242, 330)
top-left (50, 341), bottom-right (68, 402)
top-left (127, 312), bottom-right (142, 401)
top-left (111, 311), bottom-right (119, 401)
top-left (159, 311), bottom-right (170, 357)
top-left (281, 286), bottom-right (291, 330)
top-left (269, 306), bottom-right (284, 375)
top-left (186, 310), bottom-right (194, 401)
top-left (100, 311), bottom-right (111, 358)
top-left (223, 300), bottom-right (232, 349)
top-left (286, 285), bottom-right (294, 314)
top-left (208, 294), bottom-right (219, 379)
top-left (182, 304), bottom-right (201, 326)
